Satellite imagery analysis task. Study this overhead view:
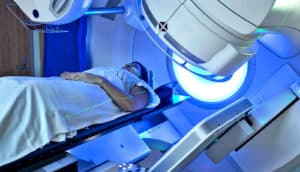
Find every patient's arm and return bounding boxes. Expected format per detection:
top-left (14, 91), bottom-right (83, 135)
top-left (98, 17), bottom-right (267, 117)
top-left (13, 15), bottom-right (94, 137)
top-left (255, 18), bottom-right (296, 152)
top-left (98, 76), bottom-right (149, 112)
top-left (61, 72), bottom-right (149, 112)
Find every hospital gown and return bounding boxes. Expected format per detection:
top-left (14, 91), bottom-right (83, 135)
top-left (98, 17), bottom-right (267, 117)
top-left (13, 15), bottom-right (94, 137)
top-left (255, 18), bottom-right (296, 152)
top-left (0, 67), bottom-right (160, 166)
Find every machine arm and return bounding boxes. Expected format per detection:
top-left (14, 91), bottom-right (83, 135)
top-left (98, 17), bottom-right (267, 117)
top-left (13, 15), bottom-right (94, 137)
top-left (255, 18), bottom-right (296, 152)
top-left (141, 0), bottom-right (300, 76)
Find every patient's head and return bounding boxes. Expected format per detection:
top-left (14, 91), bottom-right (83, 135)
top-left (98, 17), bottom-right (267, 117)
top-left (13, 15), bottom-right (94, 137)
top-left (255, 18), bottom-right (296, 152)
top-left (123, 61), bottom-right (148, 82)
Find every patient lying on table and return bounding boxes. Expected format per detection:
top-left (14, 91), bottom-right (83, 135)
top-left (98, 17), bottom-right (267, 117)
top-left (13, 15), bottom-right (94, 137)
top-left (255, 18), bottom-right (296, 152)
top-left (0, 62), bottom-right (160, 166)
top-left (61, 61), bottom-right (158, 112)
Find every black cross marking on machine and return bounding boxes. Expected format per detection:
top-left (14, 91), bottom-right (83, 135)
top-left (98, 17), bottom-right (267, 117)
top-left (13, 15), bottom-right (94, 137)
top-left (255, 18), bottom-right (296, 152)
top-left (159, 21), bottom-right (168, 32)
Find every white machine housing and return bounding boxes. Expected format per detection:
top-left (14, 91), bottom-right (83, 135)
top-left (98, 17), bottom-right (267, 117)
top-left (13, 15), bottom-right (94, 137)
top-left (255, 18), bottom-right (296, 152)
top-left (14, 0), bottom-right (93, 24)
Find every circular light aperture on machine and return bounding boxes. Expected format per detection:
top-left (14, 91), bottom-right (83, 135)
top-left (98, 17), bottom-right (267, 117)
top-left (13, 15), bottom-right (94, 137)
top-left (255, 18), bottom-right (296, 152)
top-left (172, 59), bottom-right (248, 102)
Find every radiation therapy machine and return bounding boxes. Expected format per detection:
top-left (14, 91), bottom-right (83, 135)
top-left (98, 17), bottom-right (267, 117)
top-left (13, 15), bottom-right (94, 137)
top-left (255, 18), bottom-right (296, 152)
top-left (4, 0), bottom-right (300, 171)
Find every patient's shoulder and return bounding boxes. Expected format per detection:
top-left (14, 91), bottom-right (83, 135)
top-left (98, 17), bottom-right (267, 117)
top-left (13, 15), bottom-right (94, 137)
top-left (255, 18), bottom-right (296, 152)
top-left (130, 85), bottom-right (149, 95)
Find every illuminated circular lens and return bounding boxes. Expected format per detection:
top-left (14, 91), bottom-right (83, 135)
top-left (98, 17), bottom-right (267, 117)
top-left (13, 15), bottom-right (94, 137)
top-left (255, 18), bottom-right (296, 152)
top-left (172, 61), bottom-right (248, 102)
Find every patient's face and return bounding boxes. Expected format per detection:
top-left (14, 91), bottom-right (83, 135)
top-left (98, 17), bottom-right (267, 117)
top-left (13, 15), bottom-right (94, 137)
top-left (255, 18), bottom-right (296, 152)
top-left (123, 63), bottom-right (142, 77)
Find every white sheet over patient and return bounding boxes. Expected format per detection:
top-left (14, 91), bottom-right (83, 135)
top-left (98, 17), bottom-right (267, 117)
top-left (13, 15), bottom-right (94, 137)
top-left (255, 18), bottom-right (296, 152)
top-left (0, 67), bottom-right (160, 166)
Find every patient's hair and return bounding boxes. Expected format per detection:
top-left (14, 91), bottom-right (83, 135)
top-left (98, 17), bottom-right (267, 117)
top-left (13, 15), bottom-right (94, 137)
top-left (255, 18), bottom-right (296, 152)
top-left (132, 61), bottom-right (148, 83)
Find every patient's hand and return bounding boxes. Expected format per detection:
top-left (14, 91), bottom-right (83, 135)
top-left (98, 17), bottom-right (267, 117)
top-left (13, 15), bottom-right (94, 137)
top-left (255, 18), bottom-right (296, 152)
top-left (60, 72), bottom-right (75, 80)
top-left (61, 72), bottom-right (103, 84)
top-left (77, 73), bottom-right (103, 84)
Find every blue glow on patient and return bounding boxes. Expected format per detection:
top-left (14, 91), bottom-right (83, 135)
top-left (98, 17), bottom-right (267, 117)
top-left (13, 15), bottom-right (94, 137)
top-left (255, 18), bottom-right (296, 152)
top-left (172, 56), bottom-right (248, 102)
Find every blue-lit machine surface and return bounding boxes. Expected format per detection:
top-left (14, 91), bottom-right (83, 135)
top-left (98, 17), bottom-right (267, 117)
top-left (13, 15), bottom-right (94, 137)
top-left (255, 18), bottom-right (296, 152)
top-left (7, 0), bottom-right (300, 171)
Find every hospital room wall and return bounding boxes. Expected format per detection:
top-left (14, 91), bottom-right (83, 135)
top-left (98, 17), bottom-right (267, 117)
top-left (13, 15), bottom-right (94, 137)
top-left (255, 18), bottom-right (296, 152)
top-left (258, 33), bottom-right (300, 75)
top-left (86, 16), bottom-right (133, 68)
top-left (86, 1), bottom-right (135, 68)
